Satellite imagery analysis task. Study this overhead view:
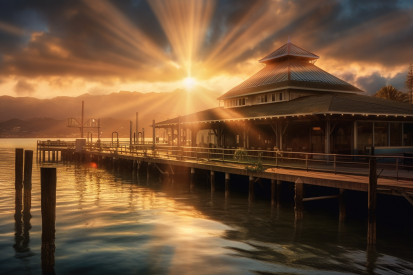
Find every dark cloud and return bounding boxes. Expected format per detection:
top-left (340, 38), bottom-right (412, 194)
top-left (14, 79), bottom-right (36, 95)
top-left (354, 70), bottom-right (408, 95)
top-left (0, 0), bottom-right (411, 83)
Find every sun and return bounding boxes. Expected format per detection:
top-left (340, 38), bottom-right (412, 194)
top-left (183, 77), bottom-right (197, 90)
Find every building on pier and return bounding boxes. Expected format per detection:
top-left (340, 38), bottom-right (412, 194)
top-left (155, 41), bottom-right (413, 155)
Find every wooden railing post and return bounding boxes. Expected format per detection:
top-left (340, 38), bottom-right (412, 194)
top-left (334, 155), bottom-right (337, 174)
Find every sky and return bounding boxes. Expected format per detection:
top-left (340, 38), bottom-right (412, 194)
top-left (0, 0), bottom-right (412, 99)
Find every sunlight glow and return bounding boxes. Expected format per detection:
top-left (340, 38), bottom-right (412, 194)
top-left (184, 77), bottom-right (197, 90)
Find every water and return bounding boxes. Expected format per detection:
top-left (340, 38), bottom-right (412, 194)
top-left (1, 138), bottom-right (413, 275)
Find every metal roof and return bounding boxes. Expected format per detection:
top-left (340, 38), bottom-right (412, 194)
top-left (156, 94), bottom-right (413, 126)
top-left (218, 60), bottom-right (363, 99)
top-left (259, 42), bottom-right (319, 63)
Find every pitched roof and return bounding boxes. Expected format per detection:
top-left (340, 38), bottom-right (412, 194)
top-left (259, 42), bottom-right (319, 63)
top-left (156, 94), bottom-right (413, 126)
top-left (218, 60), bottom-right (363, 99)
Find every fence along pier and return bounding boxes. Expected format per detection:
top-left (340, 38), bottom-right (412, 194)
top-left (37, 139), bottom-right (413, 247)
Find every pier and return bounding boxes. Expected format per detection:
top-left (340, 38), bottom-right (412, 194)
top-left (37, 139), bottom-right (413, 246)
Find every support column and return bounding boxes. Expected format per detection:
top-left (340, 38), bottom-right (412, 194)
top-left (225, 173), bottom-right (230, 198)
top-left (294, 178), bottom-right (304, 220)
top-left (248, 176), bottom-right (254, 202)
top-left (147, 162), bottom-right (151, 181)
top-left (277, 180), bottom-right (282, 207)
top-left (152, 120), bottom-right (156, 152)
top-left (271, 179), bottom-right (276, 206)
top-left (339, 188), bottom-right (346, 221)
top-left (367, 158), bottom-right (377, 247)
top-left (52, 151), bottom-right (55, 162)
top-left (190, 168), bottom-right (195, 190)
top-left (210, 171), bottom-right (215, 193)
top-left (42, 150), bottom-right (45, 162)
top-left (178, 116), bottom-right (181, 147)
top-left (23, 150), bottom-right (33, 215)
top-left (325, 116), bottom-right (330, 162)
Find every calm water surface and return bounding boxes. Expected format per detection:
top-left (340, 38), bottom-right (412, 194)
top-left (1, 138), bottom-right (413, 274)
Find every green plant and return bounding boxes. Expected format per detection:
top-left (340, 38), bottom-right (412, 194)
top-left (245, 152), bottom-right (266, 172)
top-left (234, 148), bottom-right (248, 161)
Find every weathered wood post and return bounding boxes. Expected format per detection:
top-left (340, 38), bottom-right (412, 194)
top-left (41, 167), bottom-right (56, 273)
top-left (23, 150), bottom-right (33, 214)
top-left (152, 120), bottom-right (156, 155)
top-left (271, 179), bottom-right (276, 206)
top-left (147, 162), bottom-right (151, 181)
top-left (367, 158), bottom-right (377, 247)
top-left (248, 176), bottom-right (254, 202)
top-left (294, 178), bottom-right (304, 220)
top-left (277, 180), bottom-right (282, 207)
top-left (52, 151), bottom-right (55, 162)
top-left (210, 171), bottom-right (215, 193)
top-left (225, 173), bottom-right (230, 198)
top-left (339, 188), bottom-right (346, 221)
top-left (190, 168), bottom-right (195, 190)
top-left (15, 148), bottom-right (24, 217)
top-left (42, 150), bottom-right (45, 162)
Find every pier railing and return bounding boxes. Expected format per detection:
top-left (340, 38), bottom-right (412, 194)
top-left (81, 141), bottom-right (413, 181)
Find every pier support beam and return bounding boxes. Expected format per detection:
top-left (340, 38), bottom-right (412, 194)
top-left (295, 178), bottom-right (304, 220)
top-left (339, 188), bottom-right (346, 221)
top-left (367, 158), bottom-right (377, 247)
top-left (248, 176), bottom-right (254, 202)
top-left (190, 168), bottom-right (195, 190)
top-left (210, 171), bottom-right (215, 193)
top-left (225, 173), bottom-right (230, 198)
top-left (15, 148), bottom-right (24, 217)
top-left (271, 179), bottom-right (276, 206)
top-left (41, 167), bottom-right (56, 274)
top-left (277, 180), bottom-right (282, 206)
top-left (23, 150), bottom-right (33, 215)
top-left (147, 162), bottom-right (151, 181)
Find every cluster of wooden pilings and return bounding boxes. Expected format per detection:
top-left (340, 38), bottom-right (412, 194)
top-left (15, 148), bottom-right (57, 274)
top-left (43, 148), bottom-right (380, 249)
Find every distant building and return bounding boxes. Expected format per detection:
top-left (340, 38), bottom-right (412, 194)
top-left (156, 41), bottom-right (413, 155)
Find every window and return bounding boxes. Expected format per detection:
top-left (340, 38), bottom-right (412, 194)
top-left (236, 135), bottom-right (239, 144)
top-left (257, 96), bottom-right (261, 104)
top-left (374, 122), bottom-right (388, 146)
top-left (357, 122), bottom-right (372, 153)
top-left (404, 123), bottom-right (413, 146)
top-left (390, 123), bottom-right (402, 146)
top-left (279, 93), bottom-right (283, 101)
top-left (272, 94), bottom-right (275, 101)
top-left (241, 98), bottom-right (245, 105)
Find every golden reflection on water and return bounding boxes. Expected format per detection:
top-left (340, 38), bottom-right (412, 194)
top-left (1, 139), bottom-right (413, 275)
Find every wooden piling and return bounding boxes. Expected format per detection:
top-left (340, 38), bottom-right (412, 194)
top-left (367, 158), bottom-right (377, 247)
top-left (225, 173), bottom-right (230, 198)
top-left (271, 179), bottom-right (276, 206)
top-left (147, 162), bottom-right (151, 181)
top-left (294, 178), bottom-right (304, 220)
top-left (41, 167), bottom-right (56, 273)
top-left (15, 148), bottom-right (24, 216)
top-left (277, 180), bottom-right (282, 207)
top-left (23, 150), bottom-right (33, 214)
top-left (210, 171), bottom-right (215, 192)
top-left (190, 168), bottom-right (195, 190)
top-left (339, 188), bottom-right (346, 221)
top-left (248, 176), bottom-right (254, 202)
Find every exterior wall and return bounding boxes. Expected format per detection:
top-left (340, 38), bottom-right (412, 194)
top-left (223, 89), bottom-right (318, 108)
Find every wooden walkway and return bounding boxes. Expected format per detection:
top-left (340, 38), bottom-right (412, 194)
top-left (80, 150), bottom-right (413, 196)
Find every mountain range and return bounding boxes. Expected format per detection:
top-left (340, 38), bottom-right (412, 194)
top-left (0, 86), bottom-right (222, 138)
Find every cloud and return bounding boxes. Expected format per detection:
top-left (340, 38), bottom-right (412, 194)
top-left (14, 79), bottom-right (36, 95)
top-left (354, 70), bottom-right (408, 95)
top-left (0, 0), bottom-right (412, 96)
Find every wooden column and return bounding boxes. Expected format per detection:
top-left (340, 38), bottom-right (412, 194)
top-left (147, 162), bottom-right (151, 181)
top-left (152, 120), bottom-right (156, 152)
top-left (190, 168), bottom-right (195, 190)
top-left (42, 150), bottom-right (45, 162)
top-left (294, 178), bottom-right (304, 220)
top-left (23, 150), bottom-right (33, 214)
top-left (210, 171), bottom-right (215, 192)
top-left (15, 148), bottom-right (24, 217)
top-left (271, 179), bottom-right (276, 206)
top-left (339, 188), bottom-right (346, 221)
top-left (48, 151), bottom-right (50, 161)
top-left (277, 180), bottom-right (282, 207)
top-left (367, 158), bottom-right (377, 246)
top-left (248, 176), bottom-right (254, 202)
top-left (225, 173), bottom-right (230, 198)
top-left (41, 167), bottom-right (56, 273)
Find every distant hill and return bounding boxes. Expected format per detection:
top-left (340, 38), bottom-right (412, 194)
top-left (0, 86), bottom-right (221, 137)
